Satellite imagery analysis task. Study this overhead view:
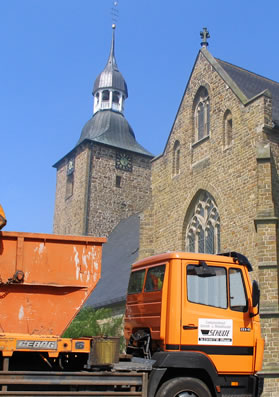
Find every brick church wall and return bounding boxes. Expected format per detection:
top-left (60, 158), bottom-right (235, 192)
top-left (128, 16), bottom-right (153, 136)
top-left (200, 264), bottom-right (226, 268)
top-left (139, 50), bottom-right (279, 396)
top-left (140, 51), bottom-right (267, 262)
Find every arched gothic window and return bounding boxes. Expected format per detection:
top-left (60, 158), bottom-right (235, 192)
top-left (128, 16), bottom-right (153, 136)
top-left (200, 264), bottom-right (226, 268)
top-left (172, 140), bottom-right (180, 176)
top-left (185, 191), bottom-right (220, 254)
top-left (194, 87), bottom-right (210, 141)
top-left (224, 110), bottom-right (233, 148)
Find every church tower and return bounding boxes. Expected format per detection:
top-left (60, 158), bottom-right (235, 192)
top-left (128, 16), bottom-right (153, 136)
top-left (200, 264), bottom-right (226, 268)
top-left (53, 25), bottom-right (153, 237)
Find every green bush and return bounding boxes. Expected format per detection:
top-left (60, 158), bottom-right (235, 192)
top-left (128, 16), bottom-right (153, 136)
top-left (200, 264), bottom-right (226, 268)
top-left (63, 307), bottom-right (125, 351)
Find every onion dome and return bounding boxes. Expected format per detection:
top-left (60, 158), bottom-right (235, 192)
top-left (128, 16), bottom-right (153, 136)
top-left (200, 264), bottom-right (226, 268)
top-left (93, 25), bottom-right (128, 115)
top-left (76, 25), bottom-right (153, 158)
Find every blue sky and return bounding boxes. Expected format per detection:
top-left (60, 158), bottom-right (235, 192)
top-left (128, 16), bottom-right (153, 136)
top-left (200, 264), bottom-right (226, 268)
top-left (1, 0), bottom-right (278, 233)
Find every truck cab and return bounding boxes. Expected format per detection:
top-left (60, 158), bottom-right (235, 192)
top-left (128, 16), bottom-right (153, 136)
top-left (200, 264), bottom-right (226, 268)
top-left (124, 251), bottom-right (264, 396)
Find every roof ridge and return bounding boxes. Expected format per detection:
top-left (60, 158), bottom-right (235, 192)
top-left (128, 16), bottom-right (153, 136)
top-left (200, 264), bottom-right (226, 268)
top-left (216, 58), bottom-right (279, 87)
top-left (201, 49), bottom-right (248, 103)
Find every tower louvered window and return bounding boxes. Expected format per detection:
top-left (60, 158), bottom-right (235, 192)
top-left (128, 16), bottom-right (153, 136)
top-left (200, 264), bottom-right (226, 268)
top-left (102, 90), bottom-right (109, 101)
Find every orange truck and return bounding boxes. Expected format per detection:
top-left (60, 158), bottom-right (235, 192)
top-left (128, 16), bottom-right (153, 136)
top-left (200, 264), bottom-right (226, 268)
top-left (124, 251), bottom-right (264, 397)
top-left (0, 224), bottom-right (264, 395)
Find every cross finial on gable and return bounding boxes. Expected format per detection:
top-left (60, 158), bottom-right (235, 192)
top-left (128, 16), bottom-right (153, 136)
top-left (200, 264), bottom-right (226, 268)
top-left (200, 27), bottom-right (210, 48)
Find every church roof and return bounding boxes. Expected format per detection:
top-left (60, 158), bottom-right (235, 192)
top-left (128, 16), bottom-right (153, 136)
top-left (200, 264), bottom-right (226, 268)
top-left (216, 59), bottom-right (279, 125)
top-left (77, 109), bottom-right (153, 156)
top-left (199, 48), bottom-right (279, 126)
top-left (86, 214), bottom-right (140, 308)
top-left (93, 26), bottom-right (128, 98)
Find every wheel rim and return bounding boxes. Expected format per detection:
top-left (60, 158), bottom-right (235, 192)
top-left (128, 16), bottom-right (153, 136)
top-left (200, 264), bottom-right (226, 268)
top-left (176, 392), bottom-right (198, 397)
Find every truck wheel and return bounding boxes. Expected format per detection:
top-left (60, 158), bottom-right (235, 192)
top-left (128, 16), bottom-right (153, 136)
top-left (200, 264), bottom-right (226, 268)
top-left (156, 377), bottom-right (211, 397)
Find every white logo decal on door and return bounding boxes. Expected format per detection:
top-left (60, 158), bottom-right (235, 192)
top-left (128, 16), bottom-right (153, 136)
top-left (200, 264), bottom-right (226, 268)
top-left (198, 319), bottom-right (233, 345)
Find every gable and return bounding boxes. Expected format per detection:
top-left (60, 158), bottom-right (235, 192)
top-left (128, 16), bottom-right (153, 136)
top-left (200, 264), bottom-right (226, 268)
top-left (158, 48), bottom-right (278, 159)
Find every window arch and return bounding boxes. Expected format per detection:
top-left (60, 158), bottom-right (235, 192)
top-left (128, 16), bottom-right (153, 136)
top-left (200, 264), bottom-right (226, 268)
top-left (172, 140), bottom-right (180, 176)
top-left (224, 109), bottom-right (233, 148)
top-left (194, 87), bottom-right (210, 141)
top-left (185, 191), bottom-right (220, 254)
top-left (102, 90), bottom-right (109, 101)
top-left (112, 91), bottom-right (120, 104)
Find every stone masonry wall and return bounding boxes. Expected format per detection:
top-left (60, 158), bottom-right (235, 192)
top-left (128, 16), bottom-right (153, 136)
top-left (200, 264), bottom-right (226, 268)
top-left (86, 144), bottom-right (151, 237)
top-left (140, 51), bottom-right (266, 263)
top-left (255, 140), bottom-right (279, 396)
top-left (53, 141), bottom-right (152, 238)
top-left (53, 143), bottom-right (90, 235)
top-left (139, 50), bottom-right (279, 396)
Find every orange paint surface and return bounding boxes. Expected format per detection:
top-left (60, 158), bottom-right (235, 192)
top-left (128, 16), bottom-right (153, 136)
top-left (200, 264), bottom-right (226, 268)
top-left (125, 252), bottom-right (264, 375)
top-left (0, 231), bottom-right (106, 336)
top-left (0, 333), bottom-right (92, 357)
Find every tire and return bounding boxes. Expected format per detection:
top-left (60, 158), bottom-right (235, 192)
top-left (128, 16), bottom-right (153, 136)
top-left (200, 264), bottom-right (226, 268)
top-left (155, 377), bottom-right (212, 397)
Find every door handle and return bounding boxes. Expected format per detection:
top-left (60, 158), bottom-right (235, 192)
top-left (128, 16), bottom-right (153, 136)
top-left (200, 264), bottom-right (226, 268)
top-left (183, 324), bottom-right (198, 330)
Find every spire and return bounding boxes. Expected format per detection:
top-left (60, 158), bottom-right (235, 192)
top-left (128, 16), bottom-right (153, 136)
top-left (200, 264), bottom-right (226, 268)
top-left (107, 24), bottom-right (117, 70)
top-left (92, 24), bottom-right (128, 114)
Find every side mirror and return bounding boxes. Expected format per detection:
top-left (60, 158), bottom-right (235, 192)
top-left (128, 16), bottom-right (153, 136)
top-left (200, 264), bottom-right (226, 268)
top-left (250, 280), bottom-right (260, 318)
top-left (252, 280), bottom-right (260, 307)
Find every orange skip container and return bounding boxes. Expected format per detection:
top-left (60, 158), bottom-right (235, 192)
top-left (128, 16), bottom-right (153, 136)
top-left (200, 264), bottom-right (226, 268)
top-left (0, 231), bottom-right (106, 336)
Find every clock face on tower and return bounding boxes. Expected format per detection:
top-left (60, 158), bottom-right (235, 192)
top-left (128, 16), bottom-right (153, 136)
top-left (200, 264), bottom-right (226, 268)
top-left (116, 151), bottom-right (132, 172)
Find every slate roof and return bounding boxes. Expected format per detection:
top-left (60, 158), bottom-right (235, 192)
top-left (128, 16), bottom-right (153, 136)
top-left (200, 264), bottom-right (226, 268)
top-left (86, 214), bottom-right (140, 308)
top-left (216, 59), bottom-right (279, 125)
top-left (77, 110), bottom-right (153, 157)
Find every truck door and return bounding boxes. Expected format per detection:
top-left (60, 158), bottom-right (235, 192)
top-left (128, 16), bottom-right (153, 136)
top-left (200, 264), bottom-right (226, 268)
top-left (181, 260), bottom-right (254, 374)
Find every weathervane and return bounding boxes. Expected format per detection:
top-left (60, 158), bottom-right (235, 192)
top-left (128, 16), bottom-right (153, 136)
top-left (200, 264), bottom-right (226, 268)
top-left (200, 27), bottom-right (210, 48)
top-left (111, 1), bottom-right (119, 27)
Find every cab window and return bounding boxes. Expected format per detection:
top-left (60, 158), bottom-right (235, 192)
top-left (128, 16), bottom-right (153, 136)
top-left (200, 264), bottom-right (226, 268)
top-left (127, 269), bottom-right (145, 294)
top-left (187, 265), bottom-right (227, 309)
top-left (145, 265), bottom-right (165, 292)
top-left (229, 268), bottom-right (248, 312)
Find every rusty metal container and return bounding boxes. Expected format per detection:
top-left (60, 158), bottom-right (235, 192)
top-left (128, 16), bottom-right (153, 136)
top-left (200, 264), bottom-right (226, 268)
top-left (88, 337), bottom-right (120, 367)
top-left (0, 231), bottom-right (106, 336)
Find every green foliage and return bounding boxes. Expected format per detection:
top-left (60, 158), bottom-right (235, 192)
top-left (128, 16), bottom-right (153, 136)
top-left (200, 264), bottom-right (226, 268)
top-left (63, 307), bottom-right (125, 350)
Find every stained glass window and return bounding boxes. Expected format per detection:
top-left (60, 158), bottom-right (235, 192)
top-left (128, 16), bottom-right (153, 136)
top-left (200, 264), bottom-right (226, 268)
top-left (186, 191), bottom-right (220, 254)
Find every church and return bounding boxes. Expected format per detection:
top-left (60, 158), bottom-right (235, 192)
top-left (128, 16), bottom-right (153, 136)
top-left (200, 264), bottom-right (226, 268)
top-left (53, 27), bottom-right (279, 396)
top-left (139, 29), bottom-right (279, 396)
